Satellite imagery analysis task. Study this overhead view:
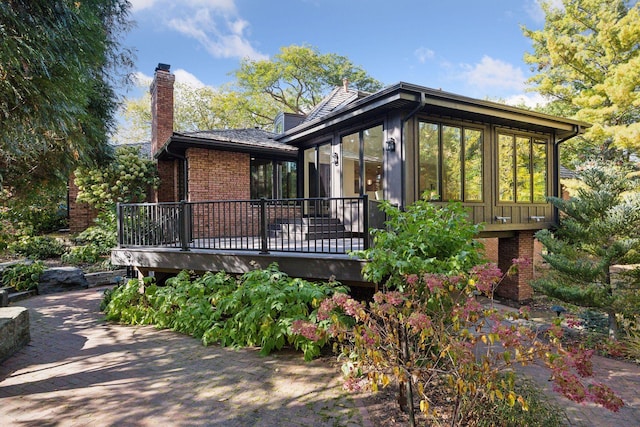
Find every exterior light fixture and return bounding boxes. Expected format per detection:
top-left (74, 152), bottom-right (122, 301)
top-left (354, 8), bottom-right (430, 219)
top-left (385, 138), bottom-right (396, 152)
top-left (332, 152), bottom-right (339, 165)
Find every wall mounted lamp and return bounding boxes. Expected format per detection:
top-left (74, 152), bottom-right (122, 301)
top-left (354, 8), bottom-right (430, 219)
top-left (385, 138), bottom-right (396, 152)
top-left (332, 152), bottom-right (339, 166)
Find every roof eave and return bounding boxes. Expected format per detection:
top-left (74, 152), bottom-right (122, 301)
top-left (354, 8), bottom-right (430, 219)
top-left (277, 82), bottom-right (590, 143)
top-left (157, 134), bottom-right (298, 160)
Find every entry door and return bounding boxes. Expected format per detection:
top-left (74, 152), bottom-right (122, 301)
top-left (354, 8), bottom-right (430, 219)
top-left (304, 143), bottom-right (332, 198)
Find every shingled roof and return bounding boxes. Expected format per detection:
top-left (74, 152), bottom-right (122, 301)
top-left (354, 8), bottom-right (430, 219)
top-left (158, 128), bottom-right (297, 159)
top-left (303, 86), bottom-right (367, 123)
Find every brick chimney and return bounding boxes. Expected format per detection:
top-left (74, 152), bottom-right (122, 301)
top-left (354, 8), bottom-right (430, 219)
top-left (150, 63), bottom-right (175, 156)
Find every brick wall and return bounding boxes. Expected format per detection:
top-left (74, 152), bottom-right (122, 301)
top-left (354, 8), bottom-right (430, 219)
top-left (156, 159), bottom-right (178, 202)
top-left (496, 230), bottom-right (535, 302)
top-left (68, 173), bottom-right (98, 234)
top-left (477, 238), bottom-right (498, 263)
top-left (187, 148), bottom-right (251, 237)
top-left (150, 66), bottom-right (175, 157)
top-left (150, 65), bottom-right (176, 202)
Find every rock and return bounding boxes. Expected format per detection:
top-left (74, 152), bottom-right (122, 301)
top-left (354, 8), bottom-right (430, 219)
top-left (37, 267), bottom-right (89, 295)
top-left (0, 307), bottom-right (30, 363)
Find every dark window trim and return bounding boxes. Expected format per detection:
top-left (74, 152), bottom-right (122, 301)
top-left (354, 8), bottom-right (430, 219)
top-left (417, 118), bottom-right (485, 203)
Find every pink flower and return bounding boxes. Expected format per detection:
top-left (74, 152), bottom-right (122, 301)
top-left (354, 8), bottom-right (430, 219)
top-left (386, 291), bottom-right (404, 306)
top-left (405, 274), bottom-right (419, 286)
top-left (291, 320), bottom-right (323, 342)
top-left (423, 274), bottom-right (445, 293)
top-left (470, 263), bottom-right (502, 293)
top-left (407, 312), bottom-right (432, 331)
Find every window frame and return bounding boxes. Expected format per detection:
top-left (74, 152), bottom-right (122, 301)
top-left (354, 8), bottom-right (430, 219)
top-left (496, 129), bottom-right (549, 205)
top-left (417, 119), bottom-right (485, 203)
top-left (250, 157), bottom-right (297, 200)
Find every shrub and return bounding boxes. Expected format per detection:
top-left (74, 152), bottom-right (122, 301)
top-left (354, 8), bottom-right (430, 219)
top-left (63, 213), bottom-right (117, 265)
top-left (1, 261), bottom-right (45, 291)
top-left (8, 235), bottom-right (65, 259)
top-left (102, 263), bottom-right (347, 360)
top-left (293, 197), bottom-right (623, 425)
top-left (354, 199), bottom-right (484, 289)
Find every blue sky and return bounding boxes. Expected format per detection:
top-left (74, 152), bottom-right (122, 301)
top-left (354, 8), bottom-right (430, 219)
top-left (124, 0), bottom-right (558, 106)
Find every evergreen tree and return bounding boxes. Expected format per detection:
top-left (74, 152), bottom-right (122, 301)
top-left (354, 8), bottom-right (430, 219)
top-left (535, 161), bottom-right (640, 338)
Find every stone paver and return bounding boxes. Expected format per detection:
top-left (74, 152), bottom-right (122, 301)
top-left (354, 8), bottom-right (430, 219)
top-left (1, 287), bottom-right (639, 426)
top-left (0, 287), bottom-right (370, 426)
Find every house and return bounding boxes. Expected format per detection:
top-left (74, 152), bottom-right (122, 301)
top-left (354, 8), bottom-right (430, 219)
top-left (111, 63), bottom-right (588, 302)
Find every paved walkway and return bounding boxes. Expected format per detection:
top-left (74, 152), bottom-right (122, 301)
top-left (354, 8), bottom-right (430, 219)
top-left (1, 287), bottom-right (639, 426)
top-left (0, 287), bottom-right (369, 426)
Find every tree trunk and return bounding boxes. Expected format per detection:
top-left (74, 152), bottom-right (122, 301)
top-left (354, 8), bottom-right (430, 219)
top-left (605, 265), bottom-right (619, 340)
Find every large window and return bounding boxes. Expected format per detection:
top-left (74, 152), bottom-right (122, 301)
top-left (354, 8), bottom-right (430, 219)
top-left (250, 158), bottom-right (297, 199)
top-left (498, 132), bottom-right (547, 203)
top-left (418, 121), bottom-right (483, 201)
top-left (341, 125), bottom-right (383, 198)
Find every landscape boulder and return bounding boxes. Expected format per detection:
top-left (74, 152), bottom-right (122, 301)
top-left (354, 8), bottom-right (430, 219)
top-left (37, 267), bottom-right (89, 295)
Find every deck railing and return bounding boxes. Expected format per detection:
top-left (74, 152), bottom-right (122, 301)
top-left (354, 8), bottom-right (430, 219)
top-left (117, 196), bottom-right (383, 254)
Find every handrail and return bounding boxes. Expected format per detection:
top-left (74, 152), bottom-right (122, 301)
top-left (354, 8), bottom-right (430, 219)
top-left (117, 196), bottom-right (370, 255)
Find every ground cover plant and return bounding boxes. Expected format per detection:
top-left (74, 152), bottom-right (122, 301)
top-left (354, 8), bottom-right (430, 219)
top-left (0, 261), bottom-right (45, 291)
top-left (102, 263), bottom-right (346, 360)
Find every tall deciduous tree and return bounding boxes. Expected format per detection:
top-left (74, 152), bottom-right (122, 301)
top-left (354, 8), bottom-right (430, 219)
top-left (234, 44), bottom-right (382, 117)
top-left (0, 0), bottom-right (133, 196)
top-left (535, 161), bottom-right (640, 338)
top-left (523, 0), bottom-right (640, 163)
top-left (114, 44), bottom-right (382, 144)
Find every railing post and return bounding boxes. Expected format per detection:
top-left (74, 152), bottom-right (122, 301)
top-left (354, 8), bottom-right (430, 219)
top-left (116, 202), bottom-right (123, 247)
top-left (260, 198), bottom-right (269, 254)
top-left (179, 200), bottom-right (190, 252)
top-left (362, 194), bottom-right (369, 250)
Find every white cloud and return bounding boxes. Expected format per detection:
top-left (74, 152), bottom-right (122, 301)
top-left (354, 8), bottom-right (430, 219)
top-left (129, 0), bottom-right (157, 13)
top-left (132, 71), bottom-right (152, 86)
top-left (525, 0), bottom-right (565, 23)
top-left (174, 69), bottom-right (206, 87)
top-left (414, 47), bottom-right (435, 63)
top-left (133, 0), bottom-right (267, 61)
top-left (463, 56), bottom-right (526, 92)
top-left (504, 92), bottom-right (549, 109)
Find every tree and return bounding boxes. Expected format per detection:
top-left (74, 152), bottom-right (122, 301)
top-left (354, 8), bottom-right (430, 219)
top-left (0, 0), bottom-right (133, 197)
top-left (234, 44), bottom-right (383, 119)
top-left (114, 44), bottom-right (383, 143)
top-left (535, 161), bottom-right (640, 338)
top-left (522, 0), bottom-right (640, 164)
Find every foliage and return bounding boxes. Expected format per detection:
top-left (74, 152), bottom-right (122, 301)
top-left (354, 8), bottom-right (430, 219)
top-left (0, 0), bottom-right (133, 197)
top-left (8, 235), bottom-right (65, 260)
top-left (114, 44), bottom-right (383, 141)
top-left (293, 264), bottom-right (623, 425)
top-left (102, 264), bottom-right (347, 360)
top-left (474, 376), bottom-right (568, 427)
top-left (62, 213), bottom-right (117, 265)
top-left (354, 199), bottom-right (484, 289)
top-left (523, 0), bottom-right (640, 163)
top-left (234, 44), bottom-right (383, 119)
top-left (535, 160), bottom-right (640, 338)
top-left (0, 183), bottom-right (68, 236)
top-left (74, 145), bottom-right (158, 212)
top-left (1, 261), bottom-right (45, 291)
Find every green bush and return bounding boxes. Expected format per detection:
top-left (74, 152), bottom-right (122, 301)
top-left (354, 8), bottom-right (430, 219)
top-left (354, 199), bottom-right (484, 289)
top-left (63, 213), bottom-right (117, 265)
top-left (62, 245), bottom-right (104, 265)
top-left (1, 261), bottom-right (45, 291)
top-left (102, 264), bottom-right (347, 360)
top-left (8, 235), bottom-right (65, 259)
